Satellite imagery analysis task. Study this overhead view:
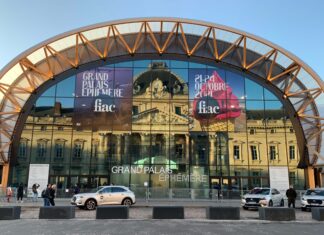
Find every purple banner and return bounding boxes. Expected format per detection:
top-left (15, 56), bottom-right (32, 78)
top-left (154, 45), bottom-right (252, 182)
top-left (74, 67), bottom-right (132, 131)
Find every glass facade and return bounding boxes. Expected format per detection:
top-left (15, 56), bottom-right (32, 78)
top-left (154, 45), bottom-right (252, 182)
top-left (10, 60), bottom-right (305, 193)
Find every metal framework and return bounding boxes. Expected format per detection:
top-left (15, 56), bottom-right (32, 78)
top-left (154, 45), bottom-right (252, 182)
top-left (0, 18), bottom-right (323, 166)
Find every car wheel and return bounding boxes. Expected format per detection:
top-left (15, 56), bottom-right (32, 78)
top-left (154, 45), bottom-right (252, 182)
top-left (85, 199), bottom-right (96, 210)
top-left (268, 200), bottom-right (273, 207)
top-left (122, 198), bottom-right (132, 206)
top-left (243, 206), bottom-right (248, 210)
top-left (301, 207), bottom-right (306, 212)
top-left (280, 199), bottom-right (284, 207)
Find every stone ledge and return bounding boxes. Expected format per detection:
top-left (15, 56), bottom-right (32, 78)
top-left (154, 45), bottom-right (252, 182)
top-left (39, 206), bottom-right (75, 219)
top-left (0, 206), bottom-right (21, 220)
top-left (96, 206), bottom-right (129, 219)
top-left (311, 207), bottom-right (324, 221)
top-left (206, 206), bottom-right (240, 220)
top-left (152, 206), bottom-right (184, 219)
top-left (259, 208), bottom-right (295, 221)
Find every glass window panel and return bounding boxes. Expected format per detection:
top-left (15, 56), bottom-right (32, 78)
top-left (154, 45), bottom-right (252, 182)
top-left (152, 60), bottom-right (170, 68)
top-left (134, 60), bottom-right (151, 68)
top-left (56, 76), bottom-right (75, 97)
top-left (170, 164), bottom-right (190, 189)
top-left (41, 85), bottom-right (56, 97)
top-left (265, 101), bottom-right (285, 134)
top-left (133, 67), bottom-right (153, 98)
top-left (264, 88), bottom-right (279, 100)
top-left (189, 62), bottom-right (206, 69)
top-left (170, 60), bottom-right (188, 68)
top-left (246, 101), bottom-right (265, 130)
top-left (189, 132), bottom-right (209, 165)
top-left (35, 97), bottom-right (55, 117)
top-left (51, 135), bottom-right (71, 164)
top-left (226, 71), bottom-right (245, 100)
top-left (132, 99), bottom-right (151, 131)
top-left (111, 165), bottom-right (130, 187)
top-left (150, 101), bottom-right (169, 132)
top-left (113, 98), bottom-right (132, 131)
top-left (114, 61), bottom-right (133, 67)
top-left (114, 68), bottom-right (133, 99)
top-left (169, 68), bottom-right (189, 97)
top-left (190, 166), bottom-right (209, 190)
top-left (170, 100), bottom-right (189, 133)
top-left (70, 130), bottom-right (92, 166)
top-left (245, 78), bottom-right (263, 100)
top-left (54, 98), bottom-right (75, 125)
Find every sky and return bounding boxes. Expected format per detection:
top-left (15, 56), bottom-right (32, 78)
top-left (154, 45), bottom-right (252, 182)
top-left (0, 0), bottom-right (323, 81)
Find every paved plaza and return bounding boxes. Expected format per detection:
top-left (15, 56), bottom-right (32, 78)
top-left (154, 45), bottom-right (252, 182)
top-left (0, 198), bottom-right (323, 234)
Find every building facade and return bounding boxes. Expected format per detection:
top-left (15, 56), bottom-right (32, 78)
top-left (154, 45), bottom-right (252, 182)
top-left (0, 18), bottom-right (323, 195)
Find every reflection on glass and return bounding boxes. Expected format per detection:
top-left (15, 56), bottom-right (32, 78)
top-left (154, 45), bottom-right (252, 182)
top-left (12, 59), bottom-right (303, 190)
top-left (56, 76), bottom-right (75, 97)
top-left (245, 79), bottom-right (263, 100)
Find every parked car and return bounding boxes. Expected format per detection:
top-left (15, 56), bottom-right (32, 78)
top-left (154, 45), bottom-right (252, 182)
top-left (301, 188), bottom-right (324, 211)
top-left (71, 185), bottom-right (136, 210)
top-left (241, 187), bottom-right (284, 210)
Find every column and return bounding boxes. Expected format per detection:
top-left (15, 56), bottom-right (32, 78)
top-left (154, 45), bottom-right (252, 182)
top-left (209, 136), bottom-right (216, 165)
top-left (116, 134), bottom-right (121, 163)
top-left (185, 134), bottom-right (190, 163)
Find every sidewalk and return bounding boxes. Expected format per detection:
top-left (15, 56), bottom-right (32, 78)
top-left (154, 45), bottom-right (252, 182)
top-left (0, 197), bottom-right (312, 222)
top-left (0, 197), bottom-right (244, 208)
top-left (1, 197), bottom-right (302, 208)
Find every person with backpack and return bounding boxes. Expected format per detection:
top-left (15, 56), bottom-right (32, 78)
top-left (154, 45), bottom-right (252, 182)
top-left (42, 184), bottom-right (52, 206)
top-left (32, 183), bottom-right (40, 202)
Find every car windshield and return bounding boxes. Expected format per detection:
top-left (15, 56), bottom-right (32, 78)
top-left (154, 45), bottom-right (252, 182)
top-left (305, 190), bottom-right (324, 196)
top-left (249, 188), bottom-right (270, 195)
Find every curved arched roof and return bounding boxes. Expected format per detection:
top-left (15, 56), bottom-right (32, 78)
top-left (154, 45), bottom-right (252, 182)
top-left (0, 17), bottom-right (323, 165)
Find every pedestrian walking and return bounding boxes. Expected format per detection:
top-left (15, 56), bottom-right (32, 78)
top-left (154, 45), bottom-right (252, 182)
top-left (286, 185), bottom-right (297, 208)
top-left (32, 183), bottom-right (40, 202)
top-left (49, 184), bottom-right (56, 206)
top-left (214, 183), bottom-right (222, 200)
top-left (42, 184), bottom-right (52, 207)
top-left (6, 186), bottom-right (13, 203)
top-left (17, 183), bottom-right (24, 203)
top-left (74, 184), bottom-right (80, 195)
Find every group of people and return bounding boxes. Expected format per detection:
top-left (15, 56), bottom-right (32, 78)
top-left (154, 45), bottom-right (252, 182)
top-left (6, 182), bottom-right (56, 207)
top-left (6, 183), bottom-right (25, 203)
top-left (42, 183), bottom-right (57, 207)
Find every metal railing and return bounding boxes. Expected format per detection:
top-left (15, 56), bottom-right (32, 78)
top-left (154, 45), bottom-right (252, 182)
top-left (0, 186), bottom-right (307, 201)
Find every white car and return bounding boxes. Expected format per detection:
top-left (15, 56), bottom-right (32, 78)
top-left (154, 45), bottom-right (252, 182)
top-left (71, 185), bottom-right (136, 210)
top-left (241, 187), bottom-right (284, 210)
top-left (301, 188), bottom-right (324, 211)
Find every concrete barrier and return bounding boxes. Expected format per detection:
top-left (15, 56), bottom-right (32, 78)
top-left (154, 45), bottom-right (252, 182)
top-left (96, 206), bottom-right (129, 219)
top-left (152, 206), bottom-right (184, 219)
top-left (259, 208), bottom-right (295, 221)
top-left (0, 206), bottom-right (21, 220)
top-left (311, 208), bottom-right (324, 221)
top-left (206, 207), bottom-right (240, 220)
top-left (39, 206), bottom-right (75, 219)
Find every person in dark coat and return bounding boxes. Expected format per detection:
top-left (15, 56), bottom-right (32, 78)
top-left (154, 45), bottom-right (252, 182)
top-left (43, 184), bottom-right (52, 207)
top-left (74, 184), bottom-right (80, 195)
top-left (286, 185), bottom-right (297, 208)
top-left (49, 184), bottom-right (56, 206)
top-left (17, 183), bottom-right (24, 203)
